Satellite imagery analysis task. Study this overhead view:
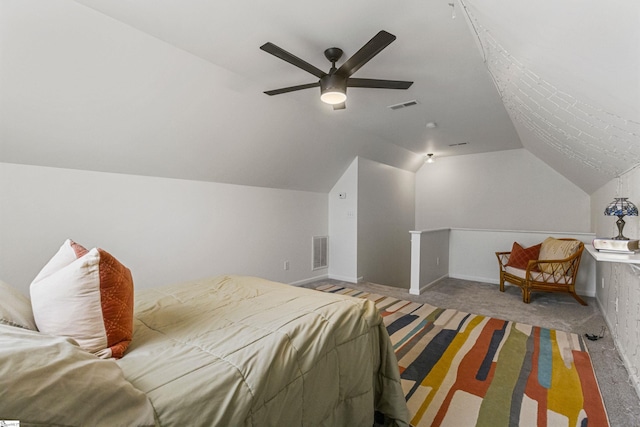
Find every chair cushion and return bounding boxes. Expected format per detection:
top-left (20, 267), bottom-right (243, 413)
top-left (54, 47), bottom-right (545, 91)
top-left (506, 242), bottom-right (541, 270)
top-left (538, 238), bottom-right (581, 274)
top-left (505, 266), bottom-right (572, 285)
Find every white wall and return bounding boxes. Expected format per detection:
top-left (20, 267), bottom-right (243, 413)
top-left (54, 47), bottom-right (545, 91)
top-left (415, 149), bottom-right (590, 232)
top-left (358, 158), bottom-right (415, 288)
top-left (328, 158), bottom-right (358, 282)
top-left (0, 163), bottom-right (328, 296)
top-left (591, 165), bottom-right (640, 396)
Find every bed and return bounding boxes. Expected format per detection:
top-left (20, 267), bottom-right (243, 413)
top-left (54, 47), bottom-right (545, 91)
top-left (0, 274), bottom-right (410, 426)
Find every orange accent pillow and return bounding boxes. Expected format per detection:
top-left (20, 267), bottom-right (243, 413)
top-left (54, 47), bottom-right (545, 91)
top-left (506, 242), bottom-right (541, 270)
top-left (30, 239), bottom-right (134, 359)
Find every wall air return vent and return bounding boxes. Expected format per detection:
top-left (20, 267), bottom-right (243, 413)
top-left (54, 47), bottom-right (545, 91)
top-left (312, 236), bottom-right (328, 270)
top-left (388, 100), bottom-right (419, 110)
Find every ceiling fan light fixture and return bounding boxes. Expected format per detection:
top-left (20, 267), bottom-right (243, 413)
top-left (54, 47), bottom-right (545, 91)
top-left (320, 74), bottom-right (347, 105)
top-left (320, 90), bottom-right (347, 105)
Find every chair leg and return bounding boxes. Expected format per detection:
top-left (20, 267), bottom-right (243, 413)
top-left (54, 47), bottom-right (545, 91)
top-left (571, 292), bottom-right (588, 306)
top-left (499, 276), bottom-right (505, 292)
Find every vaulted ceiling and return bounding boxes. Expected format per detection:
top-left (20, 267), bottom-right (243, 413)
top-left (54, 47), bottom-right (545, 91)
top-left (1, 0), bottom-right (638, 194)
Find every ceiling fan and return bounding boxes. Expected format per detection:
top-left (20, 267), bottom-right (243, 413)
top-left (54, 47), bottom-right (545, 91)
top-left (260, 30), bottom-right (413, 110)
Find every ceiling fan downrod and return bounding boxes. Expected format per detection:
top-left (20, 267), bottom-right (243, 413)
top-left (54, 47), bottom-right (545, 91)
top-left (324, 47), bottom-right (343, 74)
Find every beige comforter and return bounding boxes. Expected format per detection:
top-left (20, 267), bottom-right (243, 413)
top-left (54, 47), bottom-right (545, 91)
top-left (117, 275), bottom-right (410, 426)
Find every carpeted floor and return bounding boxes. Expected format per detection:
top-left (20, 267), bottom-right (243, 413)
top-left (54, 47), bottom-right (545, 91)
top-left (303, 277), bottom-right (640, 427)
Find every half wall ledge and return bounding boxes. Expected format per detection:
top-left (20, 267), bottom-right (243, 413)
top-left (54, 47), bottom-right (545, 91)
top-left (410, 228), bottom-right (597, 296)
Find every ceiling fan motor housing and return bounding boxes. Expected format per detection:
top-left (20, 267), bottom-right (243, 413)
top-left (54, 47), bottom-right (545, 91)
top-left (320, 74), bottom-right (347, 104)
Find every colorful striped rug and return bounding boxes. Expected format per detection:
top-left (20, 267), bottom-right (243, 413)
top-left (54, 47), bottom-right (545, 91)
top-left (317, 285), bottom-right (609, 427)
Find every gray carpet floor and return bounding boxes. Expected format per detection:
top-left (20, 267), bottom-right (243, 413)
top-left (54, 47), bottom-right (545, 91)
top-left (303, 277), bottom-right (640, 427)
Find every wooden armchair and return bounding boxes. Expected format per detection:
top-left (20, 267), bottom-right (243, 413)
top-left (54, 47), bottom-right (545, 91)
top-left (496, 238), bottom-right (586, 305)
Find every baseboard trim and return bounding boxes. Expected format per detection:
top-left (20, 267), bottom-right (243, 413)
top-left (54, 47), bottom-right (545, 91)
top-left (289, 274), bottom-right (328, 287)
top-left (327, 274), bottom-right (361, 283)
top-left (449, 273), bottom-right (499, 285)
top-left (449, 274), bottom-right (595, 298)
top-left (292, 274), bottom-right (364, 286)
top-left (410, 274), bottom-right (449, 295)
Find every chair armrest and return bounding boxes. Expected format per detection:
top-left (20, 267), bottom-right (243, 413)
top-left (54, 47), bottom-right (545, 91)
top-left (496, 251), bottom-right (511, 269)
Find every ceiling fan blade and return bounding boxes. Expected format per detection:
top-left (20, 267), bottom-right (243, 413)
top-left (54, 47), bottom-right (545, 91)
top-left (347, 78), bottom-right (413, 89)
top-left (332, 102), bottom-right (346, 110)
top-left (260, 42), bottom-right (326, 78)
top-left (264, 82), bottom-right (320, 96)
top-left (336, 31), bottom-right (396, 78)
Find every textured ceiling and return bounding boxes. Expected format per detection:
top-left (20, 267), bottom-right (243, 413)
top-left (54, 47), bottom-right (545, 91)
top-left (0, 0), bottom-right (638, 194)
top-left (462, 0), bottom-right (640, 194)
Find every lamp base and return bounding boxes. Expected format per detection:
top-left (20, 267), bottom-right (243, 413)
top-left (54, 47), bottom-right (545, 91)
top-left (612, 216), bottom-right (630, 240)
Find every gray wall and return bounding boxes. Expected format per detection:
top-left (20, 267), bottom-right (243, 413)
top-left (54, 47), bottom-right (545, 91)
top-left (357, 158), bottom-right (415, 288)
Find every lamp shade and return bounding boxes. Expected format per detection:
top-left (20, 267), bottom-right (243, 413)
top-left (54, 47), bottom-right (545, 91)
top-left (604, 198), bottom-right (638, 217)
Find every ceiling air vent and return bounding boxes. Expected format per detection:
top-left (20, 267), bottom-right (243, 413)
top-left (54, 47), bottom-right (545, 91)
top-left (388, 100), bottom-right (419, 110)
top-left (448, 142), bottom-right (469, 147)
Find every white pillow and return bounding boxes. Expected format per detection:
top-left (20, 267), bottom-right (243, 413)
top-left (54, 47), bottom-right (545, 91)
top-left (30, 237), bottom-right (88, 284)
top-left (30, 239), bottom-right (134, 359)
top-left (0, 279), bottom-right (37, 330)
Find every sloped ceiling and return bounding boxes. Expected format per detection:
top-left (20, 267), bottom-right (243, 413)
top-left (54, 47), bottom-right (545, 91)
top-left (0, 0), bottom-right (638, 194)
top-left (463, 0), bottom-right (640, 194)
